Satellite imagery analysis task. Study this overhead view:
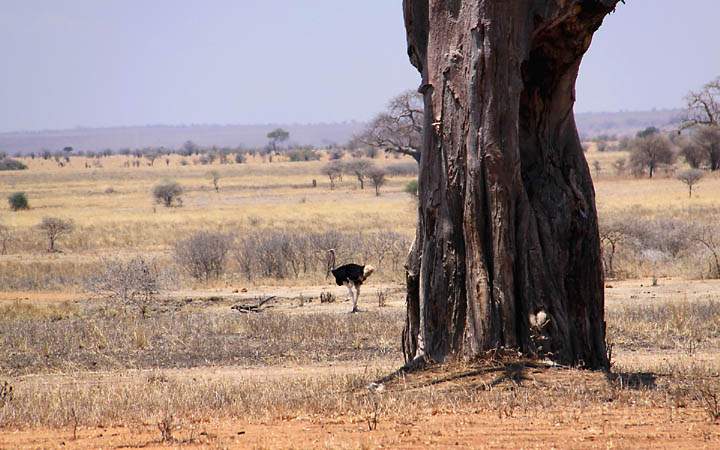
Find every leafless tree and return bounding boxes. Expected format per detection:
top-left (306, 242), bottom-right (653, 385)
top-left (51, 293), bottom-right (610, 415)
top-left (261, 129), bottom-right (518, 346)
top-left (679, 139), bottom-right (706, 169)
top-left (694, 226), bottom-right (720, 278)
top-left (355, 90), bottom-right (423, 162)
top-left (144, 151), bottom-right (159, 166)
top-left (321, 161), bottom-right (343, 190)
top-left (592, 160), bottom-right (602, 178)
top-left (85, 256), bottom-right (162, 317)
top-left (682, 77), bottom-right (719, 130)
top-left (174, 231), bottom-right (233, 281)
top-left (345, 159), bottom-right (375, 190)
top-left (0, 224), bottom-right (10, 255)
top-left (676, 169), bottom-right (704, 198)
top-left (208, 170), bottom-right (221, 192)
top-left (368, 167), bottom-right (387, 196)
top-left (599, 217), bottom-right (627, 279)
top-left (37, 217), bottom-right (74, 252)
top-left (629, 134), bottom-right (675, 178)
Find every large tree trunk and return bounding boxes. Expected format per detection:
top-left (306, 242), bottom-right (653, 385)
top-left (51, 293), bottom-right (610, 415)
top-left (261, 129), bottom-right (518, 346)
top-left (402, 0), bottom-right (619, 370)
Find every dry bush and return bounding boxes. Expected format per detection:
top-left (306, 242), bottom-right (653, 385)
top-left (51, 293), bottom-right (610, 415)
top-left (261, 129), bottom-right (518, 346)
top-left (85, 256), bottom-right (164, 317)
top-left (321, 161), bottom-right (344, 189)
top-left (0, 381), bottom-right (13, 409)
top-left (152, 180), bottom-right (183, 207)
top-left (3, 360), bottom-right (714, 430)
top-left (368, 167), bottom-right (387, 196)
top-left (0, 306), bottom-right (402, 376)
top-left (174, 231), bottom-right (233, 281)
top-left (0, 224), bottom-right (10, 255)
top-left (629, 134), bottom-right (675, 178)
top-left (386, 162), bottom-right (418, 177)
top-left (607, 300), bottom-right (720, 351)
top-left (37, 217), bottom-right (74, 252)
top-left (598, 211), bottom-right (710, 278)
top-left (234, 229), bottom-right (410, 281)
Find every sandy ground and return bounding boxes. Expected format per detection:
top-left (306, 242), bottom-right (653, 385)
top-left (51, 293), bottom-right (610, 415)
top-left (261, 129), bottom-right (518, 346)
top-left (2, 276), bottom-right (717, 303)
top-left (2, 406), bottom-right (719, 450)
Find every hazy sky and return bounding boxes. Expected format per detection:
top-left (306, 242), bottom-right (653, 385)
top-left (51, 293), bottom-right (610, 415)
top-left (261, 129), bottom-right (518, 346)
top-left (1, 0), bottom-right (718, 133)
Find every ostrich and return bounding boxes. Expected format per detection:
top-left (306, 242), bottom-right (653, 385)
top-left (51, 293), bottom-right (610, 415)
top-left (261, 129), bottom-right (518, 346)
top-left (326, 249), bottom-right (375, 313)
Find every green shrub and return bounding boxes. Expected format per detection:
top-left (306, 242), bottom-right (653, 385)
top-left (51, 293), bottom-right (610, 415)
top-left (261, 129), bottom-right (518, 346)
top-left (0, 158), bottom-right (28, 171)
top-left (8, 192), bottom-right (29, 211)
top-left (404, 180), bottom-right (418, 198)
top-left (287, 149), bottom-right (321, 162)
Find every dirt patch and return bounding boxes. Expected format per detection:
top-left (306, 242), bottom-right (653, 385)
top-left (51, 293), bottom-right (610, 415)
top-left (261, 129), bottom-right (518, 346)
top-left (3, 406), bottom-right (718, 449)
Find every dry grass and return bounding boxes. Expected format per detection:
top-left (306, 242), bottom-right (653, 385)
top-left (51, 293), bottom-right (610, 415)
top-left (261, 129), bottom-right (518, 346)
top-left (608, 300), bottom-right (720, 351)
top-left (0, 298), bottom-right (402, 377)
top-left (0, 290), bottom-right (719, 429)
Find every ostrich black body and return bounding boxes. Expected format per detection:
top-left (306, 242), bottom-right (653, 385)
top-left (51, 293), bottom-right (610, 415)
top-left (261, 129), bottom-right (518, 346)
top-left (331, 264), bottom-right (367, 286)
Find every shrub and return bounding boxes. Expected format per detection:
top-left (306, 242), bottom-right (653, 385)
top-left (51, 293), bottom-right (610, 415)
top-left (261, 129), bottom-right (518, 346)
top-left (235, 153), bottom-right (247, 164)
top-left (287, 148), bottom-right (321, 162)
top-left (37, 217), bottom-right (74, 252)
top-left (0, 224), bottom-right (10, 255)
top-left (8, 192), bottom-right (29, 211)
top-left (386, 162), bottom-right (419, 176)
top-left (0, 158), bottom-right (27, 171)
top-left (404, 180), bottom-right (419, 198)
top-left (174, 231), bottom-right (233, 281)
top-left (208, 170), bottom-right (221, 192)
top-left (85, 256), bottom-right (162, 317)
top-left (629, 134), bottom-right (675, 178)
top-left (152, 180), bottom-right (183, 207)
top-left (345, 159), bottom-right (375, 189)
top-left (234, 229), bottom-right (411, 281)
top-left (368, 167), bottom-right (387, 196)
top-left (321, 161), bottom-right (344, 190)
top-left (677, 169), bottom-right (704, 198)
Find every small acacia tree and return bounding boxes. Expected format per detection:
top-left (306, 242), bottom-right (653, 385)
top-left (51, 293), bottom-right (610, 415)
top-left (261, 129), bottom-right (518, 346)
top-left (629, 134), bottom-right (675, 178)
top-left (267, 128), bottom-right (290, 152)
top-left (174, 231), bottom-right (233, 281)
top-left (321, 161), bottom-right (343, 190)
top-left (677, 169), bottom-right (704, 198)
top-left (152, 180), bottom-right (183, 207)
top-left (345, 159), bottom-right (374, 190)
top-left (208, 170), bottom-right (221, 192)
top-left (38, 217), bottom-right (74, 252)
top-left (368, 167), bottom-right (387, 196)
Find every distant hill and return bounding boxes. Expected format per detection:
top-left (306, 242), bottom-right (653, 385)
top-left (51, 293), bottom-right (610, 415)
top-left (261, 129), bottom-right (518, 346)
top-left (575, 109), bottom-right (685, 139)
top-left (0, 122), bottom-right (365, 155)
top-left (0, 109), bottom-right (687, 154)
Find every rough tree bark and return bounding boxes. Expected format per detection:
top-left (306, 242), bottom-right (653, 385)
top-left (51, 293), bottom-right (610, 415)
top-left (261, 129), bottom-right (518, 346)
top-left (402, 0), bottom-right (619, 370)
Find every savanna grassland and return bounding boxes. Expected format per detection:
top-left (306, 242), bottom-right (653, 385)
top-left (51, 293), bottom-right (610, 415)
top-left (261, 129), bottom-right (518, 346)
top-left (1, 149), bottom-right (720, 448)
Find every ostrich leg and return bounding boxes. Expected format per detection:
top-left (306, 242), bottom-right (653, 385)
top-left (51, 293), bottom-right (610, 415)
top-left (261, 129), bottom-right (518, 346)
top-left (352, 285), bottom-right (360, 313)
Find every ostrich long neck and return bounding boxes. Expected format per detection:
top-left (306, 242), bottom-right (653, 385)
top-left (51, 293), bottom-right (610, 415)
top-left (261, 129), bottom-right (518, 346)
top-left (329, 250), bottom-right (336, 270)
